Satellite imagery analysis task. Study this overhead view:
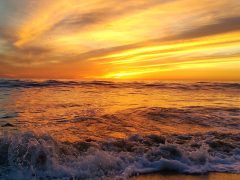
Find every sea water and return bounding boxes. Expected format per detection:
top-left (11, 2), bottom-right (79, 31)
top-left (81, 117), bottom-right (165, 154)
top-left (0, 79), bottom-right (239, 179)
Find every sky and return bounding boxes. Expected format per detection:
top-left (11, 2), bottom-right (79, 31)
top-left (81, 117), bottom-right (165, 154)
top-left (0, 0), bottom-right (240, 80)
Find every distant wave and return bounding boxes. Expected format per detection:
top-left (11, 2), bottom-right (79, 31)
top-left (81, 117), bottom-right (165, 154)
top-left (0, 79), bottom-right (80, 88)
top-left (0, 132), bottom-right (239, 179)
top-left (0, 79), bottom-right (240, 90)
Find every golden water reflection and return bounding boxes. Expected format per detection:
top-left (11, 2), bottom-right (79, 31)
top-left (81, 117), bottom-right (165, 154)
top-left (0, 82), bottom-right (239, 142)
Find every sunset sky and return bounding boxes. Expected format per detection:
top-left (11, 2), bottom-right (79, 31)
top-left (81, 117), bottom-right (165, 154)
top-left (0, 0), bottom-right (239, 80)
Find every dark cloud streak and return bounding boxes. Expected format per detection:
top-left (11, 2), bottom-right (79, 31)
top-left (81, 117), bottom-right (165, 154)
top-left (50, 0), bottom-right (175, 32)
top-left (173, 16), bottom-right (240, 40)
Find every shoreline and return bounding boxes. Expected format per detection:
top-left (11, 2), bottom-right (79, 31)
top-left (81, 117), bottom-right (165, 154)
top-left (131, 173), bottom-right (240, 180)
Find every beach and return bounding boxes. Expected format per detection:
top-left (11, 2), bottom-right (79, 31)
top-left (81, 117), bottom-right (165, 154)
top-left (132, 173), bottom-right (240, 180)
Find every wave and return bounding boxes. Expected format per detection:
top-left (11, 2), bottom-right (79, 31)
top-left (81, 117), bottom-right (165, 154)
top-left (0, 131), bottom-right (239, 179)
top-left (0, 79), bottom-right (240, 90)
top-left (124, 106), bottom-right (240, 129)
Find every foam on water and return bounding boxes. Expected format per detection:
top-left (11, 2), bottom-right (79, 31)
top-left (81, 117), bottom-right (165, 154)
top-left (0, 132), bottom-right (239, 179)
top-left (0, 79), bottom-right (239, 179)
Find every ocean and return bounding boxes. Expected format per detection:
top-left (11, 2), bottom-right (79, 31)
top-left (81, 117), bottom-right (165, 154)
top-left (0, 79), bottom-right (239, 179)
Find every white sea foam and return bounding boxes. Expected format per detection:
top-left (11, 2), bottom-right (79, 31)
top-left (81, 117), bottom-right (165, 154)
top-left (0, 132), bottom-right (239, 179)
top-left (0, 80), bottom-right (239, 179)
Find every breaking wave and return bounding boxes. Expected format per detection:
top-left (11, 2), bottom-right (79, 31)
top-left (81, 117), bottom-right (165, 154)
top-left (0, 79), bottom-right (240, 90)
top-left (1, 79), bottom-right (240, 179)
top-left (0, 132), bottom-right (239, 179)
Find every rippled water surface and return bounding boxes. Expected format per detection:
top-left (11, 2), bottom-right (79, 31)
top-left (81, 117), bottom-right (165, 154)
top-left (0, 79), bottom-right (239, 179)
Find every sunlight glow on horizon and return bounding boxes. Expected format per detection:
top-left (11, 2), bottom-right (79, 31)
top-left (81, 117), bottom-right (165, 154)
top-left (0, 0), bottom-right (239, 80)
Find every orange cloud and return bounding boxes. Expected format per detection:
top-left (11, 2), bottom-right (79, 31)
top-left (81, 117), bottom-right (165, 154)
top-left (0, 0), bottom-right (239, 80)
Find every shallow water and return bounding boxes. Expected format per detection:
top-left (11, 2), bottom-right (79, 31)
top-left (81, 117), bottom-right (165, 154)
top-left (132, 173), bottom-right (240, 180)
top-left (0, 79), bottom-right (239, 179)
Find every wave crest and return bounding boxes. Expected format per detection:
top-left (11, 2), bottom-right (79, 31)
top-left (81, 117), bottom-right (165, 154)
top-left (1, 79), bottom-right (240, 90)
top-left (0, 131), bottom-right (239, 179)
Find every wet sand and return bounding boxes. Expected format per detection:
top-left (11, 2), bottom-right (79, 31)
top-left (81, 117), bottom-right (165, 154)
top-left (132, 173), bottom-right (240, 180)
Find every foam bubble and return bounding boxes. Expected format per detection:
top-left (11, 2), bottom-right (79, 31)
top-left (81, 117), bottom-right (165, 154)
top-left (0, 132), bottom-right (239, 179)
